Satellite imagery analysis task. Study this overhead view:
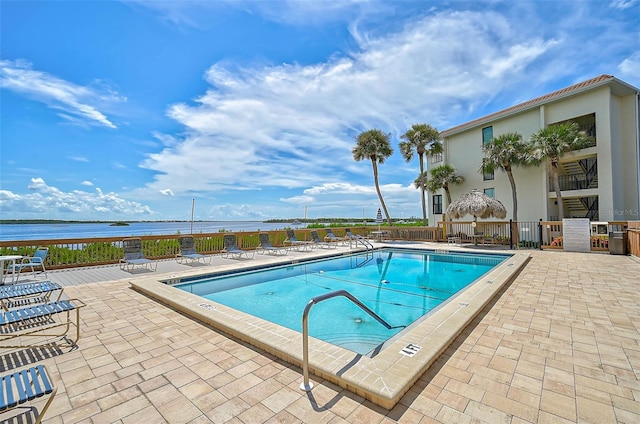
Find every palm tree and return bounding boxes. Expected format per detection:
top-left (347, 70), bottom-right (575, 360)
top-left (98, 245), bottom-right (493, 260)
top-left (422, 164), bottom-right (464, 206)
top-left (352, 129), bottom-right (394, 226)
top-left (480, 132), bottom-right (535, 221)
top-left (530, 122), bottom-right (592, 220)
top-left (400, 124), bottom-right (442, 226)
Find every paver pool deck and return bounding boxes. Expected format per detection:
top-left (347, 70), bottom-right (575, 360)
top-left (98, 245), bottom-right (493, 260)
top-left (2, 244), bottom-right (639, 423)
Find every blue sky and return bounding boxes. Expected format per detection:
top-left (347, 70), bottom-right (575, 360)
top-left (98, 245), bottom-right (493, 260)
top-left (1, 0), bottom-right (639, 222)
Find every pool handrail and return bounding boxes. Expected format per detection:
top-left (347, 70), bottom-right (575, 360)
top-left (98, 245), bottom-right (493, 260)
top-left (300, 289), bottom-right (404, 392)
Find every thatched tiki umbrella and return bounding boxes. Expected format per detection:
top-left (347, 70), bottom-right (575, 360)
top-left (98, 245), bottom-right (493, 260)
top-left (446, 189), bottom-right (507, 243)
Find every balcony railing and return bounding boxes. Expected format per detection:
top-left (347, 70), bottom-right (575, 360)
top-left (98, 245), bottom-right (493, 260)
top-left (550, 174), bottom-right (598, 191)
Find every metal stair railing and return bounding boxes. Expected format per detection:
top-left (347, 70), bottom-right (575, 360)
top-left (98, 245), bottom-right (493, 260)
top-left (299, 289), bottom-right (404, 391)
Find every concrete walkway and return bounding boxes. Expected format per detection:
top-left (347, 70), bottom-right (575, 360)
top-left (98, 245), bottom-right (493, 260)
top-left (2, 247), bottom-right (639, 423)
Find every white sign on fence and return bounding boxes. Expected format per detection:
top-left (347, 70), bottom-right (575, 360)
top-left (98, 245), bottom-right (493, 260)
top-left (562, 218), bottom-right (591, 252)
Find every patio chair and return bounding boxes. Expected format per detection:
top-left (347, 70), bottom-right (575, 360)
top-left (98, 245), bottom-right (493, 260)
top-left (176, 236), bottom-right (211, 265)
top-left (283, 229), bottom-right (313, 251)
top-left (0, 364), bottom-right (57, 424)
top-left (0, 281), bottom-right (63, 310)
top-left (310, 230), bottom-right (336, 249)
top-left (324, 229), bottom-right (348, 245)
top-left (9, 247), bottom-right (49, 279)
top-left (0, 298), bottom-right (86, 348)
top-left (119, 238), bottom-right (157, 272)
top-left (222, 234), bottom-right (254, 259)
top-left (257, 233), bottom-right (287, 255)
top-left (345, 228), bottom-right (365, 240)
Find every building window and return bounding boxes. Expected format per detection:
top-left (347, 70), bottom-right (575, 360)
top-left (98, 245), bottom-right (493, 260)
top-left (482, 126), bottom-right (493, 145)
top-left (484, 188), bottom-right (495, 198)
top-left (482, 126), bottom-right (494, 180)
top-left (430, 152), bottom-right (443, 163)
top-left (432, 195), bottom-right (443, 214)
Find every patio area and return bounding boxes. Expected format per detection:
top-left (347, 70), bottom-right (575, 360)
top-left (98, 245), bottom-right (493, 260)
top-left (2, 244), bottom-right (640, 423)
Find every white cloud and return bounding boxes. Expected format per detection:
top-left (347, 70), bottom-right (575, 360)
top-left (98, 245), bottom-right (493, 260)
top-left (280, 195), bottom-right (315, 205)
top-left (159, 188), bottom-right (174, 196)
top-left (609, 0), bottom-right (638, 10)
top-left (0, 60), bottom-right (122, 128)
top-left (208, 204), bottom-right (269, 219)
top-left (142, 8), bottom-right (565, 203)
top-left (81, 181), bottom-right (93, 186)
top-left (619, 52), bottom-right (640, 79)
top-left (0, 178), bottom-right (153, 218)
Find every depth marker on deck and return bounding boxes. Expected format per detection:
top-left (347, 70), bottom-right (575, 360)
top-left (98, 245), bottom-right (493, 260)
top-left (400, 343), bottom-right (422, 357)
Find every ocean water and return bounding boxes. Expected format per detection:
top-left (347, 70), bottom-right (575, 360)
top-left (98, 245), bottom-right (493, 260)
top-left (0, 221), bottom-right (300, 241)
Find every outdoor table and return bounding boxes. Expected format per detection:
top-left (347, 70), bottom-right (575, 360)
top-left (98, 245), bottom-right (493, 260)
top-left (0, 255), bottom-right (22, 285)
top-left (369, 230), bottom-right (391, 242)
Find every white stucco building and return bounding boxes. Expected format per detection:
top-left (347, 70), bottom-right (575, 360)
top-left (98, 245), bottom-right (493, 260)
top-left (430, 74), bottom-right (640, 223)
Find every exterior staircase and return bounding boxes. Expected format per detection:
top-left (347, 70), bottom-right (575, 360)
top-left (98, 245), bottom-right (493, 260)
top-left (559, 158), bottom-right (598, 189)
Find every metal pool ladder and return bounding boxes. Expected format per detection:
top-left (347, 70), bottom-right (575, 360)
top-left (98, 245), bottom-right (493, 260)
top-left (300, 289), bottom-right (402, 391)
top-left (349, 236), bottom-right (374, 252)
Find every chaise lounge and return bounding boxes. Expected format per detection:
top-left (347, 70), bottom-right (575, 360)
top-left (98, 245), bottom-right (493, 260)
top-left (0, 281), bottom-right (63, 310)
top-left (310, 230), bottom-right (336, 249)
top-left (120, 238), bottom-right (157, 272)
top-left (324, 229), bottom-right (348, 245)
top-left (257, 233), bottom-right (288, 255)
top-left (0, 298), bottom-right (86, 348)
top-left (222, 234), bottom-right (254, 259)
top-left (176, 235), bottom-right (211, 265)
top-left (284, 229), bottom-right (314, 251)
top-left (0, 364), bottom-right (57, 424)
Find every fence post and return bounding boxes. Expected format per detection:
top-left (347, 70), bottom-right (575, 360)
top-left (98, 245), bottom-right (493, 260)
top-left (538, 219), bottom-right (543, 250)
top-left (509, 219), bottom-right (513, 250)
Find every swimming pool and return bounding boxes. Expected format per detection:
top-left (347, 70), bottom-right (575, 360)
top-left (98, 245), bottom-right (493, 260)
top-left (131, 244), bottom-right (530, 409)
top-left (176, 249), bottom-right (506, 356)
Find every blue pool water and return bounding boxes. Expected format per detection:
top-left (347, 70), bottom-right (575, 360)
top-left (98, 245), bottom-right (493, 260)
top-left (177, 248), bottom-right (507, 355)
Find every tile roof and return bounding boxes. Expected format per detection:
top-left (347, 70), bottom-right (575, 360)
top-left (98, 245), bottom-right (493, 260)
top-left (442, 74), bottom-right (616, 136)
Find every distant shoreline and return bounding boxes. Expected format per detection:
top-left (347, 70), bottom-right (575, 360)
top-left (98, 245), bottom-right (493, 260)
top-left (0, 218), bottom-right (382, 225)
top-left (0, 219), bottom-right (259, 225)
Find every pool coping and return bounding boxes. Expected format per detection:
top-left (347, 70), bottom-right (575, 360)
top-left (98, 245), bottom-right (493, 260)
top-left (130, 248), bottom-right (531, 409)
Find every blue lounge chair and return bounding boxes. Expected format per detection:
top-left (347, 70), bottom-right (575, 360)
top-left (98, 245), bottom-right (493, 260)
top-left (9, 247), bottom-right (48, 280)
top-left (0, 298), bottom-right (86, 348)
top-left (0, 281), bottom-right (63, 310)
top-left (222, 234), bottom-right (254, 259)
top-left (310, 230), bottom-right (336, 249)
top-left (284, 229), bottom-right (314, 251)
top-left (257, 233), bottom-right (287, 255)
top-left (120, 238), bottom-right (157, 272)
top-left (0, 364), bottom-right (57, 424)
top-left (177, 236), bottom-right (211, 265)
